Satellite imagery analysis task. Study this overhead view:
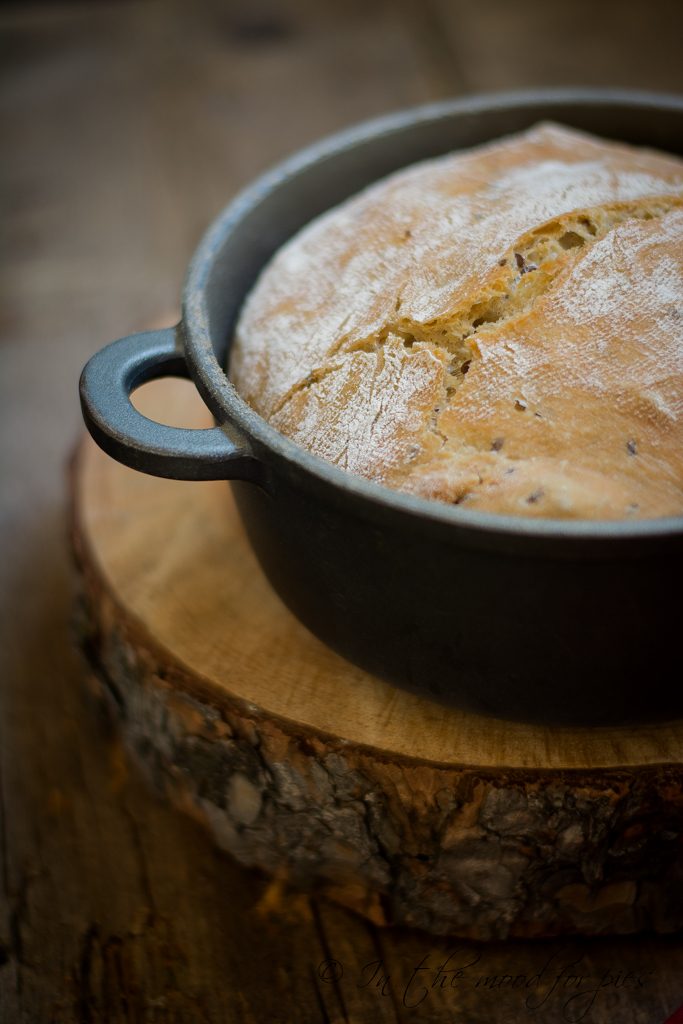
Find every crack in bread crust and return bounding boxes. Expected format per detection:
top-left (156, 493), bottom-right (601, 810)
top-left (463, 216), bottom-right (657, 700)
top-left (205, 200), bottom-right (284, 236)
top-left (272, 197), bottom-right (681, 423)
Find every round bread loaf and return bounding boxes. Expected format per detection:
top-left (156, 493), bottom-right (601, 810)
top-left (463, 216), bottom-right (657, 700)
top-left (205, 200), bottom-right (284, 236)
top-left (230, 124), bottom-right (683, 520)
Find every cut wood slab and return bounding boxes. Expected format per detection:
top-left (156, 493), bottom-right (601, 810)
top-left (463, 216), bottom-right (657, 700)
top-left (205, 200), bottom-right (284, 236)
top-left (70, 378), bottom-right (683, 940)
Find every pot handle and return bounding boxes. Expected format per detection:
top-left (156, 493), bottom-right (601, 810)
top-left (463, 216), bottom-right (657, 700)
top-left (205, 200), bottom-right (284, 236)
top-left (79, 326), bottom-right (262, 481)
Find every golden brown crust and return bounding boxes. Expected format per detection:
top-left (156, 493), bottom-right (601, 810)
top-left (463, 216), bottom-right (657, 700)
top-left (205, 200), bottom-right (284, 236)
top-left (230, 123), bottom-right (683, 520)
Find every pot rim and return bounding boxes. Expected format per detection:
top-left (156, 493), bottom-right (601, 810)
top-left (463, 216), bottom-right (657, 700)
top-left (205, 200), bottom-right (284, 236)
top-left (181, 86), bottom-right (683, 542)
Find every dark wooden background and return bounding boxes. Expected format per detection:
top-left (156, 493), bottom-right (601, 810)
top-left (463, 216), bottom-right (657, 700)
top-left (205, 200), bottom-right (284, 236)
top-left (1, 1), bottom-right (683, 1021)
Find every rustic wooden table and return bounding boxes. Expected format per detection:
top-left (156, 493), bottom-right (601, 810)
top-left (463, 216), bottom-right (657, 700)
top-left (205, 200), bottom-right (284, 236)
top-left (1, 2), bottom-right (682, 1021)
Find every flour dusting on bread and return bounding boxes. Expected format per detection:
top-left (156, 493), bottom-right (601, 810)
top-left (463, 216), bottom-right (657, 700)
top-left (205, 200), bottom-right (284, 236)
top-left (230, 123), bottom-right (683, 520)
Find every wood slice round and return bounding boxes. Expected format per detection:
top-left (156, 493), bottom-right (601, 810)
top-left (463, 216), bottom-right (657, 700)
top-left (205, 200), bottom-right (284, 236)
top-left (70, 378), bottom-right (683, 940)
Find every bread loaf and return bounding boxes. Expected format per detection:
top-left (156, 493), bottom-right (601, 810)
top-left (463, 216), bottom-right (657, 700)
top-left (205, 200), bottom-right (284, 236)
top-left (230, 124), bottom-right (683, 519)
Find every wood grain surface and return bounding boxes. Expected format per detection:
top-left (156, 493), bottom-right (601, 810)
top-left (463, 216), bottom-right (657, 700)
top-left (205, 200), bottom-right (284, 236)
top-left (2, 0), bottom-right (683, 1021)
top-left (70, 378), bottom-right (683, 941)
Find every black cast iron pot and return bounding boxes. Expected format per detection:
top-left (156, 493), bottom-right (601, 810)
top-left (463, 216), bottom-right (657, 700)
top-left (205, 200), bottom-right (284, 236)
top-left (80, 89), bottom-right (683, 726)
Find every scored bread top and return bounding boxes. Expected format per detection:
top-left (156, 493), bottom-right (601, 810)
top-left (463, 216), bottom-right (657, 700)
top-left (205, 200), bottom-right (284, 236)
top-left (229, 123), bottom-right (683, 520)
